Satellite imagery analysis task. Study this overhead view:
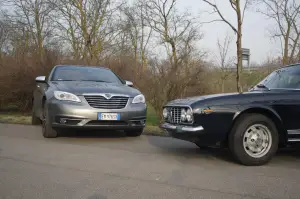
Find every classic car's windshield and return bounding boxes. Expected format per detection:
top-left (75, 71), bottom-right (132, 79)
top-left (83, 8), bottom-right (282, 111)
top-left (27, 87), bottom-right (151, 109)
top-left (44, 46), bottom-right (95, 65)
top-left (51, 66), bottom-right (123, 84)
top-left (256, 65), bottom-right (300, 89)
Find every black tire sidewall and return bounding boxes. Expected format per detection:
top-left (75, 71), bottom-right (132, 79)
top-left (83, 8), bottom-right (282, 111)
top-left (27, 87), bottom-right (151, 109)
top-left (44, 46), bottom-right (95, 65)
top-left (31, 104), bottom-right (40, 125)
top-left (42, 104), bottom-right (58, 138)
top-left (126, 128), bottom-right (144, 137)
top-left (229, 114), bottom-right (279, 166)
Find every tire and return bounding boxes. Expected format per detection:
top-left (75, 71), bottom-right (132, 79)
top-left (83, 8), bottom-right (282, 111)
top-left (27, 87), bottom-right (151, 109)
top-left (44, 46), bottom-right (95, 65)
top-left (126, 129), bottom-right (144, 137)
top-left (42, 103), bottom-right (58, 138)
top-left (228, 113), bottom-right (279, 166)
top-left (31, 105), bottom-right (41, 125)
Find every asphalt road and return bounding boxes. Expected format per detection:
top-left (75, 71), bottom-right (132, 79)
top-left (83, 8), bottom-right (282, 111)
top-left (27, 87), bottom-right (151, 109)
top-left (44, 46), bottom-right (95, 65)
top-left (1, 123), bottom-right (300, 199)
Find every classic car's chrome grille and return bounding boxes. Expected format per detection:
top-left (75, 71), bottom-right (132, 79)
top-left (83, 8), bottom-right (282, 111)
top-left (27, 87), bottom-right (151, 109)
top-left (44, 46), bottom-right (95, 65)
top-left (167, 107), bottom-right (182, 124)
top-left (84, 95), bottom-right (129, 109)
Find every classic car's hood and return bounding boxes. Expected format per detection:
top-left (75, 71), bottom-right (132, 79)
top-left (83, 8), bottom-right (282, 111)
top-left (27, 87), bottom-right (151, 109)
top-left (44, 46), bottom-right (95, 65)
top-left (165, 89), bottom-right (292, 107)
top-left (51, 81), bottom-right (141, 97)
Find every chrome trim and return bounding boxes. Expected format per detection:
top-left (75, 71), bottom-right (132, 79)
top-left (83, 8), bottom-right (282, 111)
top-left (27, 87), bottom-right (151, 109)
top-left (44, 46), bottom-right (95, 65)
top-left (164, 104), bottom-right (193, 109)
top-left (288, 138), bottom-right (300, 142)
top-left (182, 126), bottom-right (204, 132)
top-left (83, 94), bottom-right (130, 109)
top-left (82, 93), bottom-right (130, 98)
top-left (160, 123), bottom-right (204, 132)
top-left (161, 123), bottom-right (177, 130)
top-left (287, 129), bottom-right (300, 135)
top-left (163, 105), bottom-right (194, 124)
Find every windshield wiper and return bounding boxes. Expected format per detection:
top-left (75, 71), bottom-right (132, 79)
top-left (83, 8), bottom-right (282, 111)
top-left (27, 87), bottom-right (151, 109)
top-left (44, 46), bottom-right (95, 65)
top-left (256, 84), bottom-right (270, 90)
top-left (80, 80), bottom-right (111, 83)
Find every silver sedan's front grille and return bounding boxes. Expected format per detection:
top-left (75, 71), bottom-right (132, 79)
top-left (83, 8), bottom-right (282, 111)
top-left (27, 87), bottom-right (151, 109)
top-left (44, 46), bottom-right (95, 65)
top-left (84, 95), bottom-right (129, 109)
top-left (168, 107), bottom-right (181, 124)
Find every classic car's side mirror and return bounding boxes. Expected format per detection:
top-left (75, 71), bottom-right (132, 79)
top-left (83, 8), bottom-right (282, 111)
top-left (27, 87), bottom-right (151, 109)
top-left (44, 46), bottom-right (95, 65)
top-left (125, 80), bottom-right (133, 87)
top-left (35, 76), bottom-right (46, 83)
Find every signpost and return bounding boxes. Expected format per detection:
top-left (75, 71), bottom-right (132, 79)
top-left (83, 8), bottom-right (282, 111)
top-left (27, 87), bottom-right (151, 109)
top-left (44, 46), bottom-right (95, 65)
top-left (242, 48), bottom-right (250, 70)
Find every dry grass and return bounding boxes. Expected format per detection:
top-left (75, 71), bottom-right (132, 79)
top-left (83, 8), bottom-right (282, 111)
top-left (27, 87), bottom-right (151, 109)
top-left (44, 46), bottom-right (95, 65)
top-left (0, 113), bottom-right (31, 125)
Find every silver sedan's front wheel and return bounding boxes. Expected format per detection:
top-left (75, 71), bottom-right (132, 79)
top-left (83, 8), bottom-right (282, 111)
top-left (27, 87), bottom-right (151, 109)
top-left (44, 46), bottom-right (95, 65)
top-left (229, 113), bottom-right (279, 166)
top-left (42, 102), bottom-right (58, 138)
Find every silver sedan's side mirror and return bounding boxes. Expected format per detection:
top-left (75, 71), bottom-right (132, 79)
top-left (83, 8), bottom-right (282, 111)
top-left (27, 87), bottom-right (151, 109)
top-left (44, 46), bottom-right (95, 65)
top-left (36, 76), bottom-right (46, 83)
top-left (125, 80), bottom-right (133, 87)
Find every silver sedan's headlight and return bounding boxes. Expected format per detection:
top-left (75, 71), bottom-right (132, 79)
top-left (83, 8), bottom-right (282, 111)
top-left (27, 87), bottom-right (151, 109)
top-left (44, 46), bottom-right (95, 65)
top-left (132, 94), bottom-right (145, 104)
top-left (54, 91), bottom-right (81, 102)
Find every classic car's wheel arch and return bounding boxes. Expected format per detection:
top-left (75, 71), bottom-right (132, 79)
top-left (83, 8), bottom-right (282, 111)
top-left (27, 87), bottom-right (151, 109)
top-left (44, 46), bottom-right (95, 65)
top-left (226, 107), bottom-right (288, 147)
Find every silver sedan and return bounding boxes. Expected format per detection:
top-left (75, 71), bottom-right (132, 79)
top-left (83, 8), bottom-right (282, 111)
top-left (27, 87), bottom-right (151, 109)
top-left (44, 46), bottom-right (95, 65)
top-left (32, 65), bottom-right (147, 138)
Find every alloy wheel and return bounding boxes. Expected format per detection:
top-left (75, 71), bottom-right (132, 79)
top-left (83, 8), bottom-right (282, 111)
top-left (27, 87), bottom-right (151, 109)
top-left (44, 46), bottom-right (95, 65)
top-left (242, 124), bottom-right (272, 158)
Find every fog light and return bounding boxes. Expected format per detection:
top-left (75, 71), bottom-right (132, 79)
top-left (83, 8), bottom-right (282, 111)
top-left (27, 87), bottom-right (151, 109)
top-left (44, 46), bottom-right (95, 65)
top-left (60, 118), bottom-right (67, 124)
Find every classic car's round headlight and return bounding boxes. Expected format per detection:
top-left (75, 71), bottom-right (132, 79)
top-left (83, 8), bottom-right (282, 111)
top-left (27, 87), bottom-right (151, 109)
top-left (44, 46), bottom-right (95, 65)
top-left (181, 108), bottom-right (186, 121)
top-left (186, 108), bottom-right (193, 122)
top-left (163, 108), bottom-right (168, 118)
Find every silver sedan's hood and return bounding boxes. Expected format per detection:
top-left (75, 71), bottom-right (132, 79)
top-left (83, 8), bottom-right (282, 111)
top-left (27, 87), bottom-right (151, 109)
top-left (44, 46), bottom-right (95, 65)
top-left (51, 81), bottom-right (141, 97)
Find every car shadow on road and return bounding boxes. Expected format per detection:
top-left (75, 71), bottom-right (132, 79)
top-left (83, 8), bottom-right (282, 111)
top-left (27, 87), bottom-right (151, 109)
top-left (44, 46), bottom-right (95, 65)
top-left (146, 136), bottom-right (300, 165)
top-left (58, 129), bottom-right (128, 139)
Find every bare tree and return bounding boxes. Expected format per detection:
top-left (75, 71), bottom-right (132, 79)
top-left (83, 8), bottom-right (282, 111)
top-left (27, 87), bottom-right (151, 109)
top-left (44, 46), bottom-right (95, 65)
top-left (201, 0), bottom-right (251, 93)
top-left (257, 0), bottom-right (300, 65)
top-left (0, 19), bottom-right (9, 65)
top-left (51, 0), bottom-right (123, 64)
top-left (144, 0), bottom-right (205, 104)
top-left (215, 34), bottom-right (235, 92)
top-left (2, 0), bottom-right (55, 61)
top-left (122, 0), bottom-right (153, 76)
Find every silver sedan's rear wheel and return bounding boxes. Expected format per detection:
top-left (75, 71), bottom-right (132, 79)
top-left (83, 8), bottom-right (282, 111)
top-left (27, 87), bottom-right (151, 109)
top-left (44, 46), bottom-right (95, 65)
top-left (31, 102), bottom-right (41, 125)
top-left (229, 113), bottom-right (279, 166)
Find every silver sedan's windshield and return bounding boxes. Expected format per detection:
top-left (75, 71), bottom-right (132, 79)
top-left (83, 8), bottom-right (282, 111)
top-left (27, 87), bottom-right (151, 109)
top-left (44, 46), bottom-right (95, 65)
top-left (51, 66), bottom-right (123, 84)
top-left (256, 65), bottom-right (300, 89)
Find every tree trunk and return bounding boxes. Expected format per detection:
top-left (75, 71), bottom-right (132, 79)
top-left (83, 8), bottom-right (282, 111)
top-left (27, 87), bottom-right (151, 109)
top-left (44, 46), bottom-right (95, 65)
top-left (283, 26), bottom-right (291, 65)
top-left (236, 0), bottom-right (243, 93)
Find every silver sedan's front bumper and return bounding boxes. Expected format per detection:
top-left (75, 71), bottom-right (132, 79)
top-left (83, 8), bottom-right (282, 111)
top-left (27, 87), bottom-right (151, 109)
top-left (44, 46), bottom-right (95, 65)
top-left (46, 96), bottom-right (147, 130)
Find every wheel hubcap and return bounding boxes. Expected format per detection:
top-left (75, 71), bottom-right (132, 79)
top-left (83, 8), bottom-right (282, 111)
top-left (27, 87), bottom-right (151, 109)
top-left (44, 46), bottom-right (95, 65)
top-left (243, 124), bottom-right (272, 158)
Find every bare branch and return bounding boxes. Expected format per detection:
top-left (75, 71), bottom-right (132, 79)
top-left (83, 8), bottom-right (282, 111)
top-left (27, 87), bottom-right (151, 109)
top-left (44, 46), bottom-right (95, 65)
top-left (202, 0), bottom-right (237, 33)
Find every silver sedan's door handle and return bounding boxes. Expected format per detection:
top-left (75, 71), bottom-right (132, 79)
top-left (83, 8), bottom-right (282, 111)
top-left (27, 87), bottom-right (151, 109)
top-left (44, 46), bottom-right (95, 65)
top-left (37, 85), bottom-right (40, 88)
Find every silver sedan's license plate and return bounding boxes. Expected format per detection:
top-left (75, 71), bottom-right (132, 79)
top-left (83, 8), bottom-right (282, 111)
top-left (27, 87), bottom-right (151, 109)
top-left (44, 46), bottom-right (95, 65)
top-left (98, 113), bottom-right (120, 120)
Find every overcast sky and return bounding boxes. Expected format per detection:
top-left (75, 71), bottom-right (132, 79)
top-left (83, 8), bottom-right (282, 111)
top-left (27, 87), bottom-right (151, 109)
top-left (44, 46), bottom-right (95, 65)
top-left (176, 0), bottom-right (282, 64)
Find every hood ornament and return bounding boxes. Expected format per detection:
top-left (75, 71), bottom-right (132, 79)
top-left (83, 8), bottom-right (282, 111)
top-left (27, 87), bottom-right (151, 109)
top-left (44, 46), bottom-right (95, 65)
top-left (104, 93), bottom-right (112, 99)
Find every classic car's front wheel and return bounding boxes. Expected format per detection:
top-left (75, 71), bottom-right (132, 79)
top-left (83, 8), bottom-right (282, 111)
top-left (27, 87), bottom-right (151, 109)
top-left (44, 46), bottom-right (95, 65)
top-left (228, 113), bottom-right (279, 166)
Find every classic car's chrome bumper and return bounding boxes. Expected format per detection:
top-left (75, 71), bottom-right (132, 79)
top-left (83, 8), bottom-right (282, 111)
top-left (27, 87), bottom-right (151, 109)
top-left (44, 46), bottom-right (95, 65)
top-left (160, 123), bottom-right (204, 132)
top-left (160, 122), bottom-right (207, 143)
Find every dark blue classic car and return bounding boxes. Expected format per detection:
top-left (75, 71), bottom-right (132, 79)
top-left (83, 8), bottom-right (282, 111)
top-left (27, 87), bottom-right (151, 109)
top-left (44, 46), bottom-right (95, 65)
top-left (161, 63), bottom-right (300, 166)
